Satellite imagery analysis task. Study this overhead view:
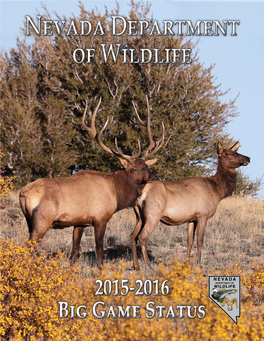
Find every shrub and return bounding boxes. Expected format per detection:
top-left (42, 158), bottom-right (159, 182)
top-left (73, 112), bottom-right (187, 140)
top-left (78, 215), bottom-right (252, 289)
top-left (1, 238), bottom-right (263, 340)
top-left (0, 152), bottom-right (15, 201)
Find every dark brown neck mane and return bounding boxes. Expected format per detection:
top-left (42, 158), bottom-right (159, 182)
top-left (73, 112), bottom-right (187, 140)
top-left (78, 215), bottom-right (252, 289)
top-left (112, 170), bottom-right (145, 212)
top-left (213, 161), bottom-right (237, 199)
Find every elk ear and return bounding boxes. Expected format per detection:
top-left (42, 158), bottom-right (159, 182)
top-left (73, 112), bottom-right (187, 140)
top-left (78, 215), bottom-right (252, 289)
top-left (217, 142), bottom-right (223, 156)
top-left (230, 141), bottom-right (240, 152)
top-left (145, 158), bottom-right (157, 168)
top-left (118, 158), bottom-right (130, 170)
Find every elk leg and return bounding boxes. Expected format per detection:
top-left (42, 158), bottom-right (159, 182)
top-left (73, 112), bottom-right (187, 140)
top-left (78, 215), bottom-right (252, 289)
top-left (196, 217), bottom-right (208, 266)
top-left (26, 224), bottom-right (50, 253)
top-left (131, 207), bottom-right (143, 270)
top-left (71, 226), bottom-right (84, 266)
top-left (185, 221), bottom-right (197, 263)
top-left (24, 216), bottom-right (33, 235)
top-left (93, 221), bottom-right (107, 270)
top-left (29, 230), bottom-right (46, 242)
top-left (28, 217), bottom-right (52, 243)
top-left (28, 205), bottom-right (55, 243)
top-left (138, 216), bottom-right (160, 269)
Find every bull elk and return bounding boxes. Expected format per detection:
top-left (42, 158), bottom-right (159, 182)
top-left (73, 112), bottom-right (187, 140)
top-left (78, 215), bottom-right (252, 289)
top-left (131, 141), bottom-right (250, 270)
top-left (20, 98), bottom-right (164, 268)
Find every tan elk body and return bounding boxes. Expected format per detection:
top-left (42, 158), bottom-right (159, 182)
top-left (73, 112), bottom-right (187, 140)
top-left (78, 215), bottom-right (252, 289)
top-left (131, 142), bottom-right (250, 270)
top-left (20, 98), bottom-right (164, 268)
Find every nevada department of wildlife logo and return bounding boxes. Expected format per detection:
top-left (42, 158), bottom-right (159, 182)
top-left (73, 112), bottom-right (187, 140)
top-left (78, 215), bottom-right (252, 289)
top-left (209, 276), bottom-right (240, 324)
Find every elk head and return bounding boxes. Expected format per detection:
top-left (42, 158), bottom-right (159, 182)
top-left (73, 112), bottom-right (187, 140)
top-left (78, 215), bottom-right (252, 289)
top-left (217, 141), bottom-right (250, 170)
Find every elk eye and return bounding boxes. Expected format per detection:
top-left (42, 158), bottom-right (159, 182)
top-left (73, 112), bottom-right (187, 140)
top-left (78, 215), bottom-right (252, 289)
top-left (132, 168), bottom-right (137, 173)
top-left (226, 152), bottom-right (231, 156)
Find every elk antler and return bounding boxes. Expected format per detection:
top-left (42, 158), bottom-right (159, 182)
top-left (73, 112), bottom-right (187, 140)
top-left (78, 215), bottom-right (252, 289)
top-left (73, 98), bottom-right (141, 161)
top-left (73, 98), bottom-right (101, 139)
top-left (132, 96), bottom-right (165, 160)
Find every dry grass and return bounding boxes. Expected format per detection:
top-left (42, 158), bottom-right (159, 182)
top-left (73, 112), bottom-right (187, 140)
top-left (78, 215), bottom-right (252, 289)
top-left (1, 192), bottom-right (263, 275)
top-left (1, 192), bottom-right (264, 340)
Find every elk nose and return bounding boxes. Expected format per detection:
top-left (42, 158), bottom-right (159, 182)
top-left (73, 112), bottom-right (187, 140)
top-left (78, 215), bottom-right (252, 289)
top-left (243, 156), bottom-right (250, 166)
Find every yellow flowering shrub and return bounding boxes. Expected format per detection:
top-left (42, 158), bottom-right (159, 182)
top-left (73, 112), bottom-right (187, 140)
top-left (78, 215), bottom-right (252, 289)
top-left (1, 238), bottom-right (263, 341)
top-left (0, 239), bottom-right (101, 341)
top-left (0, 177), bottom-right (14, 198)
top-left (0, 152), bottom-right (14, 200)
top-left (222, 263), bottom-right (264, 290)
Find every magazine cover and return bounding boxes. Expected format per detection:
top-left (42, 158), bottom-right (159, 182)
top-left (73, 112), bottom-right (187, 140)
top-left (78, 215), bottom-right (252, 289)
top-left (1, 0), bottom-right (263, 340)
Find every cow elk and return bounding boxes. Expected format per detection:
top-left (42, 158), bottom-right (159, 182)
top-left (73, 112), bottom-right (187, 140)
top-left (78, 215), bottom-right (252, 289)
top-left (131, 141), bottom-right (250, 270)
top-left (20, 98), bottom-right (164, 268)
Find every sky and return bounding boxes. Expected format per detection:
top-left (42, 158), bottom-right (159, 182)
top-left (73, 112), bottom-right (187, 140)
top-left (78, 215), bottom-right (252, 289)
top-left (1, 0), bottom-right (264, 197)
